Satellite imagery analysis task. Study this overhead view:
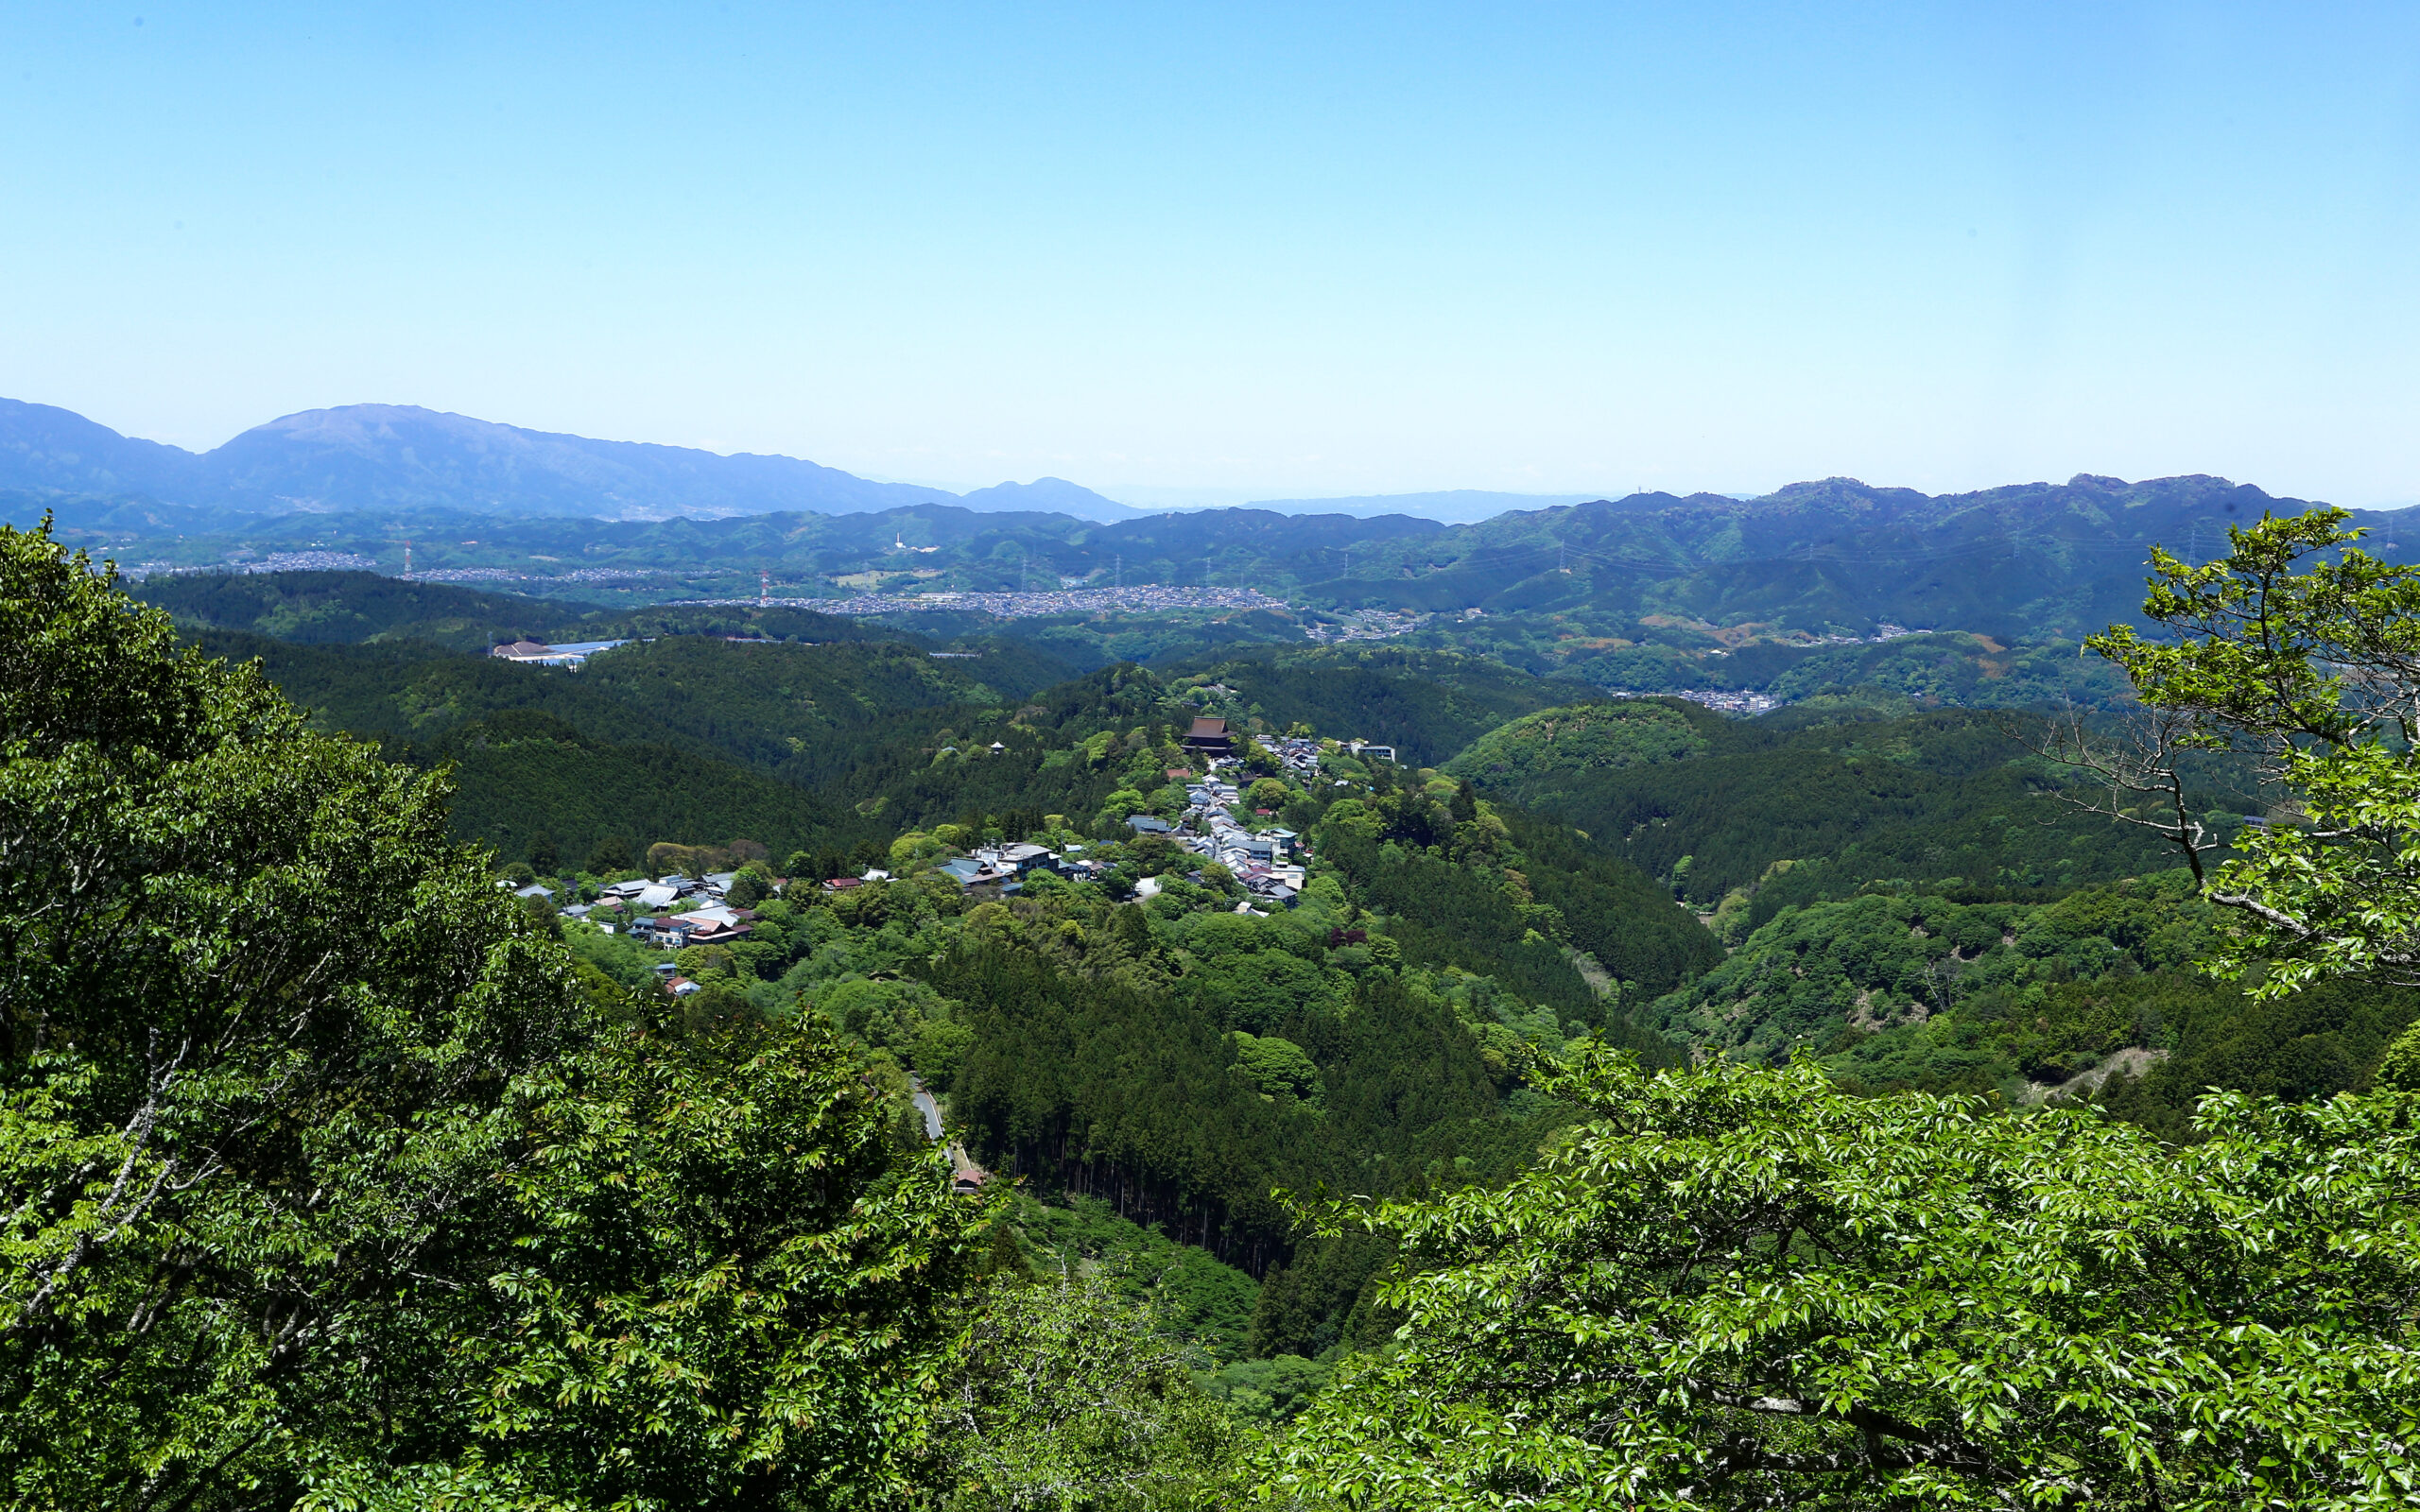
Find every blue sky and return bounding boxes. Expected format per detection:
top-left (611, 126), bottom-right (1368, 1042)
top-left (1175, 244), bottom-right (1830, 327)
top-left (2, 2), bottom-right (2415, 504)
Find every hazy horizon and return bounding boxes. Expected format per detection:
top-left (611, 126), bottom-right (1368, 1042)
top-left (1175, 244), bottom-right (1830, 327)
top-left (26, 392), bottom-right (2405, 521)
top-left (4, 5), bottom-right (2415, 507)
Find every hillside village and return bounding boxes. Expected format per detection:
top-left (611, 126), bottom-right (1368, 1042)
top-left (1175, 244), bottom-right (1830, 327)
top-left (513, 718), bottom-right (1344, 999)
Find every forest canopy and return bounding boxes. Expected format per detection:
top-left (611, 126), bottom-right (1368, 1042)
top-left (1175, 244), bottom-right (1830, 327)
top-left (0, 524), bottom-right (985, 1509)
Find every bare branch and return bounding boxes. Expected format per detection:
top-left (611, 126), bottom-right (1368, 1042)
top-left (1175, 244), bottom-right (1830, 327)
top-left (13, 1032), bottom-right (192, 1328)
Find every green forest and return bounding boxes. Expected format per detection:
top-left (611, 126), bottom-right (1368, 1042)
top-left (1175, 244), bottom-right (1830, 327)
top-left (21, 508), bottom-right (2420, 1508)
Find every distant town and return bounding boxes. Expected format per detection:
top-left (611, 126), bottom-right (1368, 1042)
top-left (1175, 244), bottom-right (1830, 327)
top-left (1607, 687), bottom-right (1787, 715)
top-left (670, 584), bottom-right (1294, 619)
top-left (1301, 607), bottom-right (1431, 644)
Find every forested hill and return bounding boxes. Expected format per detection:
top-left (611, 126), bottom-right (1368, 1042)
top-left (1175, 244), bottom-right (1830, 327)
top-left (1441, 696), bottom-right (2215, 911)
top-left (29, 469), bottom-right (2414, 687)
top-left (33, 507), bottom-right (2420, 1510)
top-left (143, 557), bottom-right (2413, 1213)
top-left (1340, 473), bottom-right (2414, 635)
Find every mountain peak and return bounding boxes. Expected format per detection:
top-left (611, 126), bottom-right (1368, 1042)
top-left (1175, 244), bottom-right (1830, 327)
top-left (954, 476), bottom-right (1139, 523)
top-left (0, 396), bottom-right (1132, 524)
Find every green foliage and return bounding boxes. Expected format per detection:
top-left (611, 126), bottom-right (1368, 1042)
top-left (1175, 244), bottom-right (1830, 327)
top-left (1442, 699), bottom-right (1709, 788)
top-left (1200, 1352), bottom-right (1337, 1424)
top-left (930, 1277), bottom-right (1253, 1511)
top-left (1319, 816), bottom-right (1717, 1017)
top-left (1463, 707), bottom-right (2189, 910)
top-left (1310, 472), bottom-right (2331, 656)
top-left (1159, 644), bottom-right (1576, 765)
top-left (135, 568), bottom-right (614, 649)
top-left (812, 974), bottom-right (977, 1088)
top-left (579, 635), bottom-right (1057, 785)
top-left (1658, 874), bottom-right (2208, 1065)
top-left (1006, 1194), bottom-right (1261, 1362)
top-left (928, 888), bottom-right (1543, 1288)
top-left (1232, 1032), bottom-right (1324, 1107)
top-left (2088, 507), bottom-right (2420, 994)
top-left (176, 625), bottom-right (1115, 866)
top-left (1269, 1046), bottom-right (2420, 1509)
top-left (135, 567), bottom-right (1001, 659)
top-left (442, 715), bottom-right (835, 868)
top-left (0, 524), bottom-right (984, 1508)
top-left (1761, 632), bottom-right (2138, 709)
top-left (2073, 971), bottom-right (2420, 1140)
top-left (1651, 870), bottom-right (2420, 1124)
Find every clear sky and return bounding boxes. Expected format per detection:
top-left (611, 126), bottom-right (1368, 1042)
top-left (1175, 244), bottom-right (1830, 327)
top-left (3, 2), bottom-right (2415, 505)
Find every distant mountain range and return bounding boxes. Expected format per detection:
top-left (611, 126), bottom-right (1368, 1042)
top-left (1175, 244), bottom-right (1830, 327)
top-left (16, 394), bottom-right (2418, 676)
top-left (0, 399), bottom-right (1146, 524)
top-left (1238, 490), bottom-right (1601, 524)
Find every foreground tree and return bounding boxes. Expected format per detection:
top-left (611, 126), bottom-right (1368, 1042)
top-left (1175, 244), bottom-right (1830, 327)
top-left (930, 1276), bottom-right (1252, 1512)
top-left (2064, 507), bottom-right (2420, 994)
top-left (0, 522), bottom-right (983, 1509)
top-left (1267, 516), bottom-right (2420, 1506)
top-left (1265, 1045), bottom-right (2420, 1510)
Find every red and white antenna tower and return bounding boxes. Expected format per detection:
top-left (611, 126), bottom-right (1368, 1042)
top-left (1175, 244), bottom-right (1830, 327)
top-left (402, 541), bottom-right (412, 574)
top-left (760, 568), bottom-right (769, 608)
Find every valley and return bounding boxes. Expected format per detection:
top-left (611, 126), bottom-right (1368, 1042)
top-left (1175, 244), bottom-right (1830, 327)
top-left (19, 499), bottom-right (2420, 1504)
top-left (95, 540), bottom-right (2415, 1366)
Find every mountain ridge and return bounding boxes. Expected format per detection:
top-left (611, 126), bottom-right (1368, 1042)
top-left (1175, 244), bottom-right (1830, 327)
top-left (0, 397), bottom-right (1146, 524)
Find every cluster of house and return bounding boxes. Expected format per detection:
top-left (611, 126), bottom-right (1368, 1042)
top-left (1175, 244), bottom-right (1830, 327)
top-left (1273, 734), bottom-right (1325, 778)
top-left (507, 722), bottom-right (1374, 983)
top-left (513, 869), bottom-right (766, 954)
top-left (1182, 818), bottom-right (1305, 905)
top-left (920, 840), bottom-right (1111, 899)
top-left (1134, 738), bottom-right (1310, 906)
